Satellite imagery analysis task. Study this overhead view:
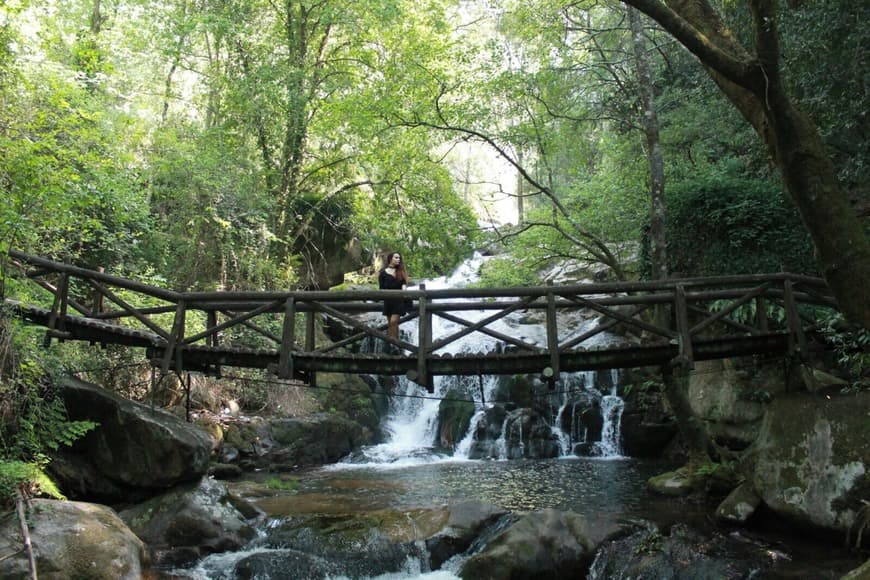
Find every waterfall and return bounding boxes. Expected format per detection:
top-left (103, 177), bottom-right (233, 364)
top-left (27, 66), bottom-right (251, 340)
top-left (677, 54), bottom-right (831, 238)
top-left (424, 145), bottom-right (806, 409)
top-left (342, 253), bottom-right (627, 466)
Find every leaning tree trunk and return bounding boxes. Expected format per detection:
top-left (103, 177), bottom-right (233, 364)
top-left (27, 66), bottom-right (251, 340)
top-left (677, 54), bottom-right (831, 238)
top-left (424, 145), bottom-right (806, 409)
top-left (621, 0), bottom-right (870, 329)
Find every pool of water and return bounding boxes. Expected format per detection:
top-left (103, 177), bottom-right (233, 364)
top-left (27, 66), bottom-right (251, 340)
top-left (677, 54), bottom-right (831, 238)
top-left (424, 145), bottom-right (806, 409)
top-left (251, 457), bottom-right (679, 518)
top-left (178, 458), bottom-right (862, 579)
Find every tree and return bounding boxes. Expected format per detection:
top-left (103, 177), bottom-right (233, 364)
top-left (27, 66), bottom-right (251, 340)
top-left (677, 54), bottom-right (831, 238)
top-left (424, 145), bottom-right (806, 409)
top-left (620, 0), bottom-right (870, 328)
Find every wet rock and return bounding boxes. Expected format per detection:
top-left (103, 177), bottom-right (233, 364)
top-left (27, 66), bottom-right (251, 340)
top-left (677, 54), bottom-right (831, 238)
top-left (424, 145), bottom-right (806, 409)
top-left (119, 477), bottom-right (258, 567)
top-left (460, 509), bottom-right (618, 579)
top-left (209, 462), bottom-right (243, 480)
top-left (841, 557), bottom-right (870, 580)
top-left (266, 412), bottom-right (373, 467)
top-left (716, 482), bottom-right (762, 524)
top-left (0, 499), bottom-right (147, 579)
top-left (426, 500), bottom-right (509, 569)
top-left (50, 377), bottom-right (212, 503)
top-left (620, 416), bottom-right (678, 457)
top-left (233, 549), bottom-right (332, 578)
top-left (748, 391), bottom-right (869, 535)
top-left (437, 389), bottom-right (475, 450)
top-left (687, 359), bottom-right (786, 450)
top-left (590, 522), bottom-right (776, 579)
top-left (249, 511), bottom-right (431, 577)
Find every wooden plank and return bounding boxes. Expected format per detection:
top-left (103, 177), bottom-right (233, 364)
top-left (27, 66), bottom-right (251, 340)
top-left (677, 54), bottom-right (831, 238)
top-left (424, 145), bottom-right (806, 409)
top-left (563, 294), bottom-right (676, 339)
top-left (433, 311), bottom-right (540, 352)
top-left (558, 303), bottom-right (653, 351)
top-left (310, 300), bottom-right (417, 353)
top-left (306, 308), bottom-right (317, 389)
top-left (44, 273), bottom-right (68, 347)
top-left (417, 284), bottom-right (434, 392)
top-left (428, 296), bottom-right (538, 352)
top-left (88, 279), bottom-right (171, 340)
top-left (10, 250), bottom-right (180, 302)
top-left (688, 283), bottom-right (771, 336)
top-left (183, 299), bottom-right (283, 345)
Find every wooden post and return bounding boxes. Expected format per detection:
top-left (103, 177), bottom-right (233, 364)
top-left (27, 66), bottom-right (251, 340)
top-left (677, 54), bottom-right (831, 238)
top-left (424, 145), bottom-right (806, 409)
top-left (673, 284), bottom-right (694, 369)
top-left (185, 372), bottom-right (191, 422)
top-left (756, 296), bottom-right (768, 333)
top-left (278, 297), bottom-right (296, 379)
top-left (306, 309), bottom-right (316, 388)
top-left (783, 280), bottom-right (807, 356)
top-left (416, 284), bottom-right (433, 393)
top-left (44, 273), bottom-right (69, 346)
top-left (161, 300), bottom-right (186, 374)
top-left (546, 283), bottom-right (559, 387)
top-left (206, 310), bottom-right (221, 377)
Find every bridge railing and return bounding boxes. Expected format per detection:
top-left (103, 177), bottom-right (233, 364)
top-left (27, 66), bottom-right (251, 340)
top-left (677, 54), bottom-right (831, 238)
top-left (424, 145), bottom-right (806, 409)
top-left (5, 250), bottom-right (839, 387)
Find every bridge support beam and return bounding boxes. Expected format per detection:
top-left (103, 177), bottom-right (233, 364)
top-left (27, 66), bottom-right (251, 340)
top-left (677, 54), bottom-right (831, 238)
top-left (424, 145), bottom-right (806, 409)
top-left (278, 297), bottom-right (296, 380)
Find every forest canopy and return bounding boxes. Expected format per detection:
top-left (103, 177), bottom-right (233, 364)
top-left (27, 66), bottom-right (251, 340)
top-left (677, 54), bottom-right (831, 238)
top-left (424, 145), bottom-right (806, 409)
top-left (0, 0), bottom-right (865, 301)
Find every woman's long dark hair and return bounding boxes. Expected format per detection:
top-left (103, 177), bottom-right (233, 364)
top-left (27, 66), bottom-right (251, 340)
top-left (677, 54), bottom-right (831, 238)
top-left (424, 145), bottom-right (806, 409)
top-left (382, 251), bottom-right (409, 284)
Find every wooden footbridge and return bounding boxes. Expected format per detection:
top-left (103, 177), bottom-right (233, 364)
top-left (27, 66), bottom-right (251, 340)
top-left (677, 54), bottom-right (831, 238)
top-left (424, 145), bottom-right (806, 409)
top-left (4, 251), bottom-right (838, 391)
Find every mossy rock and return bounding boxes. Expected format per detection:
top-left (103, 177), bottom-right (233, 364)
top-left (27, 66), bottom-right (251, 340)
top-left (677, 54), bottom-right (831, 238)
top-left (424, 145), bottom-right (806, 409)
top-left (647, 463), bottom-right (738, 497)
top-left (316, 373), bottom-right (379, 431)
top-left (224, 423), bottom-right (260, 451)
top-left (437, 389), bottom-right (475, 449)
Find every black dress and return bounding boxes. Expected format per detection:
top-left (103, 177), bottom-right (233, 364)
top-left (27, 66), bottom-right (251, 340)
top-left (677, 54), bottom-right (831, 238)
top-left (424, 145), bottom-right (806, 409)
top-left (379, 270), bottom-right (410, 316)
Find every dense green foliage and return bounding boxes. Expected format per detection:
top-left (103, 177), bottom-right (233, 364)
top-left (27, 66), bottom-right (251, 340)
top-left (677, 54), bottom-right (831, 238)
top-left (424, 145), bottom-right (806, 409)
top-left (646, 173), bottom-right (817, 278)
top-left (0, 316), bottom-right (97, 504)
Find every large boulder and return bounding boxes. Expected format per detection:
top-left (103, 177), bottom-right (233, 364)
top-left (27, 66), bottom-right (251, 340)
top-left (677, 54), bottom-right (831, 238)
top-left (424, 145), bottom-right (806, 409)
top-left (590, 523), bottom-right (778, 578)
top-left (50, 377), bottom-right (212, 502)
top-left (460, 509), bottom-right (620, 579)
top-left (119, 477), bottom-right (258, 567)
top-left (266, 413), bottom-right (372, 467)
top-left (688, 359), bottom-right (787, 450)
top-left (747, 391), bottom-right (869, 535)
top-left (0, 499), bottom-right (147, 579)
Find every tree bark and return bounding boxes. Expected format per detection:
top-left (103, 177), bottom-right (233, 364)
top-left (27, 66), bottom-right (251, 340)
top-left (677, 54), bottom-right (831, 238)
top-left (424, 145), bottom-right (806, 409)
top-left (628, 6), bottom-right (668, 282)
top-left (621, 0), bottom-right (870, 329)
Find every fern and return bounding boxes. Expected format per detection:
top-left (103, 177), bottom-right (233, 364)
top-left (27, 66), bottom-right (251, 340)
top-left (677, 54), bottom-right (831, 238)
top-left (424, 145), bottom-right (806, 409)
top-left (0, 460), bottom-right (66, 505)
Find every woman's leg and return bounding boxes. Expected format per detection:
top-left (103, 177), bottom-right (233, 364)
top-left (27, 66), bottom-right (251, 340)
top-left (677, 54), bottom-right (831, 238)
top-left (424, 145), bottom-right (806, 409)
top-left (388, 314), bottom-right (400, 339)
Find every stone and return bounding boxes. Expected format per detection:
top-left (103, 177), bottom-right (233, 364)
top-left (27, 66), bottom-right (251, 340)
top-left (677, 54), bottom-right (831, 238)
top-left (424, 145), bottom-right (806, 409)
top-left (590, 523), bottom-right (775, 578)
top-left (50, 377), bottom-right (213, 502)
top-left (687, 359), bottom-right (785, 450)
top-left (0, 499), bottom-right (147, 580)
top-left (460, 509), bottom-right (619, 579)
top-left (266, 413), bottom-right (370, 467)
top-left (841, 558), bottom-right (870, 580)
top-left (437, 390), bottom-right (476, 450)
top-left (716, 482), bottom-right (762, 524)
top-left (749, 391), bottom-right (869, 534)
top-left (119, 477), bottom-right (257, 567)
top-left (426, 500), bottom-right (509, 569)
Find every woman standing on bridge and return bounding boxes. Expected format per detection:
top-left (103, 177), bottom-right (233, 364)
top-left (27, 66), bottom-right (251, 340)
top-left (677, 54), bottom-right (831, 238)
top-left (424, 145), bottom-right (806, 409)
top-left (379, 251), bottom-right (411, 340)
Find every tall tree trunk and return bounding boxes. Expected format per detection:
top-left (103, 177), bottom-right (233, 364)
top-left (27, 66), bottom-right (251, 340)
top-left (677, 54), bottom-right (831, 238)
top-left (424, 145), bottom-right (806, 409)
top-left (628, 6), bottom-right (668, 282)
top-left (621, 0), bottom-right (870, 329)
top-left (628, 6), bottom-right (712, 465)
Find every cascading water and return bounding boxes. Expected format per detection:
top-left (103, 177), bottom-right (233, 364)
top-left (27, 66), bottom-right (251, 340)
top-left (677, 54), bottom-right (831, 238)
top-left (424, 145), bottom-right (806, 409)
top-left (342, 253), bottom-right (627, 466)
